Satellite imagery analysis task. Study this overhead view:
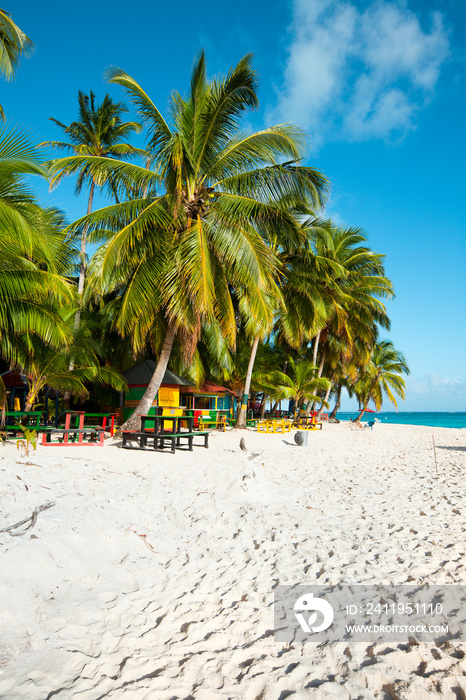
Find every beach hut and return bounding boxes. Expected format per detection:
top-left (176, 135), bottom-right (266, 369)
top-left (180, 381), bottom-right (238, 426)
top-left (1, 370), bottom-right (28, 411)
top-left (122, 360), bottom-right (193, 422)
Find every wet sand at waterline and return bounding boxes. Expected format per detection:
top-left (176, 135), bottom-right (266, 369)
top-left (1, 423), bottom-right (465, 698)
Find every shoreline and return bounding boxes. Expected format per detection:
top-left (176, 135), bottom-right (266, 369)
top-left (1, 423), bottom-right (465, 698)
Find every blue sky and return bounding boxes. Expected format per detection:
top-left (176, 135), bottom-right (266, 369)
top-left (5, 0), bottom-right (466, 411)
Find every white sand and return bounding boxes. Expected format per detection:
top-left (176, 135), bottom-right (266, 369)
top-left (0, 423), bottom-right (465, 699)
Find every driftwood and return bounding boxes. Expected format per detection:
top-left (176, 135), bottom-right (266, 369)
top-left (0, 501), bottom-right (56, 537)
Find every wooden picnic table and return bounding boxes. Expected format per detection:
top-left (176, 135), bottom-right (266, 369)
top-left (63, 411), bottom-right (118, 441)
top-left (3, 411), bottom-right (42, 429)
top-left (42, 427), bottom-right (105, 446)
top-left (2, 412), bottom-right (42, 439)
top-left (293, 416), bottom-right (323, 430)
top-left (198, 414), bottom-right (228, 431)
top-left (122, 414), bottom-right (207, 453)
top-left (83, 412), bottom-right (118, 437)
top-left (140, 414), bottom-right (194, 435)
top-left (257, 418), bottom-right (293, 434)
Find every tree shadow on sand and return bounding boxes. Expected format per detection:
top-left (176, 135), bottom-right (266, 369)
top-left (436, 445), bottom-right (466, 452)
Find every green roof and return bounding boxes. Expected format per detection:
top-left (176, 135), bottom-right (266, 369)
top-left (123, 360), bottom-right (193, 387)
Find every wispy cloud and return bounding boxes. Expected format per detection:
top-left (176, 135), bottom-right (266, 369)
top-left (404, 374), bottom-right (466, 411)
top-left (271, 1), bottom-right (450, 145)
top-left (340, 373), bottom-right (466, 412)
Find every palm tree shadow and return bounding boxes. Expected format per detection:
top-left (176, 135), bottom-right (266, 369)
top-left (436, 445), bottom-right (466, 452)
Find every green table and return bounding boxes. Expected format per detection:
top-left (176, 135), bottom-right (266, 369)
top-left (2, 412), bottom-right (42, 439)
top-left (83, 413), bottom-right (118, 437)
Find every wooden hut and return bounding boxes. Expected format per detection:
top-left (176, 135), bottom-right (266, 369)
top-left (122, 361), bottom-right (193, 422)
top-left (1, 370), bottom-right (28, 411)
top-left (180, 381), bottom-right (238, 425)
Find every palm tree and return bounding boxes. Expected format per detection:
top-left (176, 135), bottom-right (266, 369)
top-left (234, 281), bottom-right (283, 428)
top-left (0, 9), bottom-right (33, 119)
top-left (254, 357), bottom-right (331, 416)
top-left (354, 340), bottom-right (409, 423)
top-left (307, 225), bottom-right (394, 413)
top-left (15, 323), bottom-right (127, 411)
top-left (41, 92), bottom-right (144, 313)
top-left (0, 128), bottom-right (74, 353)
top-left (55, 52), bottom-right (329, 430)
top-left (0, 127), bottom-right (75, 412)
top-left (236, 209), bottom-right (331, 428)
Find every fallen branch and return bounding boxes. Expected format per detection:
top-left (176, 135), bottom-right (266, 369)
top-left (0, 501), bottom-right (56, 537)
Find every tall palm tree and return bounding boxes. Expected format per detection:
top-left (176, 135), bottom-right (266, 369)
top-left (55, 52), bottom-right (329, 430)
top-left (41, 92), bottom-right (144, 313)
top-left (234, 281), bottom-right (283, 428)
top-left (0, 8), bottom-right (33, 119)
top-left (236, 209), bottom-right (331, 428)
top-left (308, 225), bottom-right (394, 411)
top-left (354, 340), bottom-right (410, 423)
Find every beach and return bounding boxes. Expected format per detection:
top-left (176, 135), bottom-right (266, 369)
top-left (1, 423), bottom-right (465, 699)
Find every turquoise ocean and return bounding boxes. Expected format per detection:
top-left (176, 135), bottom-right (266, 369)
top-left (336, 412), bottom-right (466, 429)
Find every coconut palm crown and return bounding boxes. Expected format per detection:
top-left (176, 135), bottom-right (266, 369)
top-left (0, 9), bottom-right (33, 120)
top-left (54, 52), bottom-right (329, 429)
top-left (354, 340), bottom-right (410, 422)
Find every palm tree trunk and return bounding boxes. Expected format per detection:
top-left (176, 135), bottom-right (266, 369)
top-left (66, 182), bottom-right (96, 409)
top-left (329, 384), bottom-right (342, 422)
top-left (354, 402), bottom-right (368, 425)
top-left (310, 348), bottom-right (326, 413)
top-left (25, 388), bottom-right (36, 412)
top-left (317, 350), bottom-right (326, 378)
top-left (120, 323), bottom-right (176, 432)
top-left (260, 397), bottom-right (267, 419)
top-left (236, 335), bottom-right (260, 429)
top-left (316, 381), bottom-right (332, 420)
top-left (74, 181), bottom-right (95, 328)
top-left (312, 331), bottom-right (320, 366)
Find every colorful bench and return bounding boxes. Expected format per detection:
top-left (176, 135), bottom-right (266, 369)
top-left (122, 430), bottom-right (209, 453)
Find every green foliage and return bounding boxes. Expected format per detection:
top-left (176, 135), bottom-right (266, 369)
top-left (0, 127), bottom-right (75, 366)
top-left (0, 9), bottom-right (33, 119)
top-left (355, 340), bottom-right (410, 416)
top-left (254, 356), bottom-right (331, 411)
top-left (43, 90), bottom-right (144, 199)
top-left (16, 314), bottom-right (127, 409)
top-left (0, 9), bottom-right (33, 81)
top-left (15, 422), bottom-right (37, 456)
top-left (56, 52), bottom-right (329, 356)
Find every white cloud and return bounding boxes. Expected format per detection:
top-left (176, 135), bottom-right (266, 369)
top-left (272, 1), bottom-right (450, 144)
top-left (403, 374), bottom-right (466, 411)
top-left (338, 373), bottom-right (466, 412)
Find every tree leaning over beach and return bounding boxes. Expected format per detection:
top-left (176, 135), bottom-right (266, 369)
top-left (56, 52), bottom-right (329, 430)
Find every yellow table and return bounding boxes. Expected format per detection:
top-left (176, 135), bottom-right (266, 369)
top-left (257, 418), bottom-right (293, 434)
